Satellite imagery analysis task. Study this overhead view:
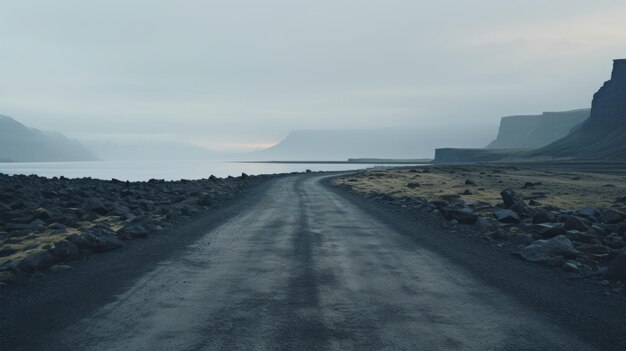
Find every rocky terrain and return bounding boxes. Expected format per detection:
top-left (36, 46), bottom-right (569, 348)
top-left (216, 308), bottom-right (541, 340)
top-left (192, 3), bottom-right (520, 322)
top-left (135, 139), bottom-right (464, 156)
top-left (0, 115), bottom-right (97, 162)
top-left (0, 172), bottom-right (276, 284)
top-left (533, 59), bottom-right (626, 160)
top-left (486, 109), bottom-right (589, 149)
top-left (332, 165), bottom-right (626, 289)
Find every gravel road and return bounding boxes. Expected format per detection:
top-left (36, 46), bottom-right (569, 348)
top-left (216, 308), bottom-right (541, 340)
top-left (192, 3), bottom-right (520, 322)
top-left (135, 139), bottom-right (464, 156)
top-left (3, 174), bottom-right (624, 350)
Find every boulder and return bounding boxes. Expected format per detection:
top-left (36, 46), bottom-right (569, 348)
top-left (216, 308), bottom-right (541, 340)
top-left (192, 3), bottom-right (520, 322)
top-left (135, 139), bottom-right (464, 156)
top-left (603, 235), bottom-right (625, 249)
top-left (532, 223), bottom-right (566, 238)
top-left (565, 230), bottom-right (599, 244)
top-left (606, 253), bottom-right (626, 280)
top-left (52, 240), bottom-right (80, 260)
top-left (517, 235), bottom-right (578, 263)
top-left (500, 188), bottom-right (531, 216)
top-left (440, 207), bottom-right (479, 224)
top-left (84, 198), bottom-right (108, 215)
top-left (439, 194), bottom-right (462, 203)
top-left (577, 207), bottom-right (602, 219)
top-left (494, 209), bottom-right (521, 224)
top-left (117, 224), bottom-right (149, 239)
top-left (563, 216), bottom-right (589, 232)
top-left (601, 209), bottom-right (624, 224)
top-left (429, 200), bottom-right (449, 209)
top-left (576, 243), bottom-right (610, 255)
top-left (32, 208), bottom-right (51, 220)
top-left (532, 209), bottom-right (555, 224)
top-left (562, 260), bottom-right (582, 273)
top-left (70, 227), bottom-right (123, 252)
top-left (16, 251), bottom-right (57, 273)
top-left (196, 194), bottom-right (213, 207)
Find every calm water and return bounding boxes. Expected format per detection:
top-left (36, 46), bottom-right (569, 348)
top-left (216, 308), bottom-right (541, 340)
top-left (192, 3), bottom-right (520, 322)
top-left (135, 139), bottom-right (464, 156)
top-left (0, 160), bottom-right (417, 181)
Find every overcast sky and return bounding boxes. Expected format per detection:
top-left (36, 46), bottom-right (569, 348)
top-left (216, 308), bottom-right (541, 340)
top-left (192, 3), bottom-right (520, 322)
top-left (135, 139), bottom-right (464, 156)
top-left (1, 1), bottom-right (626, 152)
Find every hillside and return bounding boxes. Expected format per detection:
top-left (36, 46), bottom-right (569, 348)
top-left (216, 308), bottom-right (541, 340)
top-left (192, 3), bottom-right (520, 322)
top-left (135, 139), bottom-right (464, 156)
top-left (486, 109), bottom-right (589, 149)
top-left (0, 115), bottom-right (97, 162)
top-left (532, 59), bottom-right (626, 160)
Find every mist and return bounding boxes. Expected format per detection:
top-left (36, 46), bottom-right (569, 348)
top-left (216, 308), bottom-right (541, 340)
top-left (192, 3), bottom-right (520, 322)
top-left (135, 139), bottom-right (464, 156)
top-left (1, 1), bottom-right (626, 157)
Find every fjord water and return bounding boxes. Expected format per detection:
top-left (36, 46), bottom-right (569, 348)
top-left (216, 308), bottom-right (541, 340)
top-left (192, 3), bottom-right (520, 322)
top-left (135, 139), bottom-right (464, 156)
top-left (0, 160), bottom-right (411, 181)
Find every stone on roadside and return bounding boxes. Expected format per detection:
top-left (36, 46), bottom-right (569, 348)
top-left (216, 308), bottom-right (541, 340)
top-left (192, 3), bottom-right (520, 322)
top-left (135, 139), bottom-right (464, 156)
top-left (563, 215), bottom-right (589, 232)
top-left (517, 235), bottom-right (578, 263)
top-left (500, 188), bottom-right (531, 216)
top-left (532, 223), bottom-right (566, 238)
top-left (52, 240), bottom-right (80, 260)
top-left (494, 209), bottom-right (521, 224)
top-left (532, 209), bottom-right (555, 224)
top-left (562, 260), bottom-right (581, 273)
top-left (117, 224), bottom-right (149, 239)
top-left (16, 251), bottom-right (57, 273)
top-left (70, 227), bottom-right (123, 252)
top-left (440, 207), bottom-right (478, 224)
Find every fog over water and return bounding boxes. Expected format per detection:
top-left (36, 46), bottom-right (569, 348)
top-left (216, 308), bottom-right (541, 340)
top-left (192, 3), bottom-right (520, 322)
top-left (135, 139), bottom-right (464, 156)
top-left (1, 1), bottom-right (626, 158)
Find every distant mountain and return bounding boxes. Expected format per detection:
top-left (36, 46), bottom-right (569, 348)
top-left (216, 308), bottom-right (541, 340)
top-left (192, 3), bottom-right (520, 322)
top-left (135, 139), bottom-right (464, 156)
top-left (0, 115), bottom-right (98, 162)
top-left (434, 59), bottom-right (626, 164)
top-left (486, 109), bottom-right (589, 149)
top-left (246, 128), bottom-right (491, 161)
top-left (83, 139), bottom-right (218, 161)
top-left (532, 59), bottom-right (626, 160)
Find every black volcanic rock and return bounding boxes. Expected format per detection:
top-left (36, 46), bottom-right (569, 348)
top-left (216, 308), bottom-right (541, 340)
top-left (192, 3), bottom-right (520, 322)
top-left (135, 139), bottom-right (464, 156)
top-left (532, 59), bottom-right (626, 160)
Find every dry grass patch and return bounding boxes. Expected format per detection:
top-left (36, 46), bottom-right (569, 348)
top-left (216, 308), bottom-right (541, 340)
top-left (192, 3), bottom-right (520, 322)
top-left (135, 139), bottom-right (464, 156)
top-left (333, 165), bottom-right (626, 210)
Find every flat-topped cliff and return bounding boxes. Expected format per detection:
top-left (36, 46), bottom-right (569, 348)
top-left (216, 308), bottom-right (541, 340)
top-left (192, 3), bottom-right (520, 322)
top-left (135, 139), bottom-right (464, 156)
top-left (486, 109), bottom-right (589, 149)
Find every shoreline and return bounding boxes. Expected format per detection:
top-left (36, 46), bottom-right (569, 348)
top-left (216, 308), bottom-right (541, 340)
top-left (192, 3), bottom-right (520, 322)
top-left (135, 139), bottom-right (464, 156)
top-left (0, 171), bottom-right (284, 284)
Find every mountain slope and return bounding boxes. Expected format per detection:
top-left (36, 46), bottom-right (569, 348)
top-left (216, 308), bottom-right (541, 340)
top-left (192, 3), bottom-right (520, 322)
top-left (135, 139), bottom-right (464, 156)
top-left (0, 115), bottom-right (97, 162)
top-left (532, 59), bottom-right (626, 160)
